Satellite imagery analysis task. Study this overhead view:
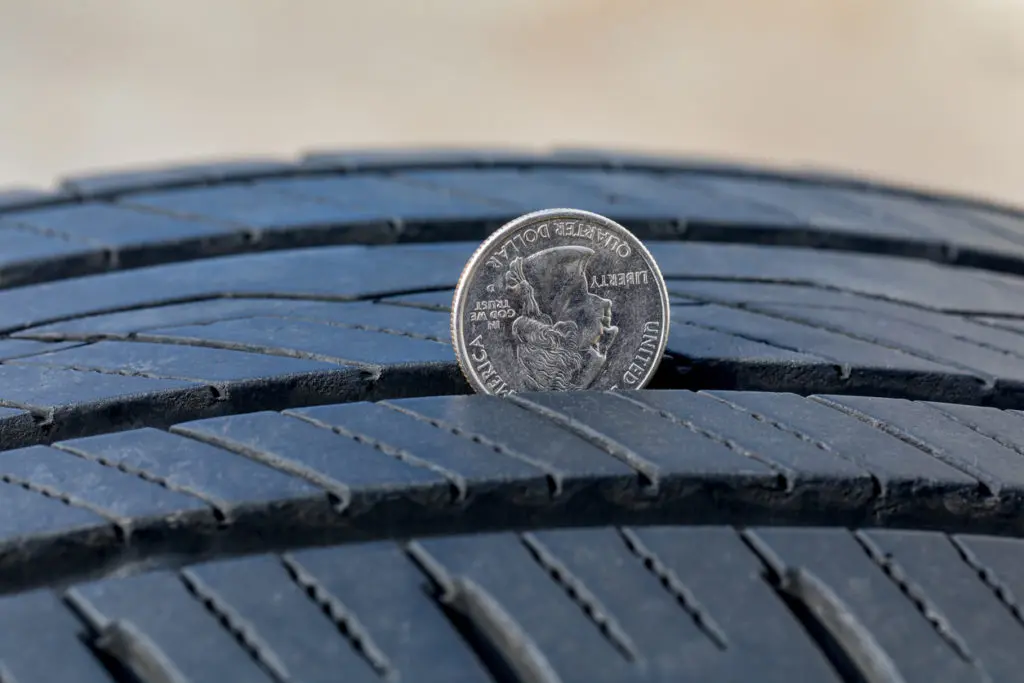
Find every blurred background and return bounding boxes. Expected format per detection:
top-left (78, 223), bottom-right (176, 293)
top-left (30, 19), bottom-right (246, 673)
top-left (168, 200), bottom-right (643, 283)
top-left (1, 0), bottom-right (1022, 203)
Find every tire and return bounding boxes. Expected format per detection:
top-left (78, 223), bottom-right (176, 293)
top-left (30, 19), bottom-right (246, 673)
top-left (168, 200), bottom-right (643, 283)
top-left (2, 148), bottom-right (1024, 682)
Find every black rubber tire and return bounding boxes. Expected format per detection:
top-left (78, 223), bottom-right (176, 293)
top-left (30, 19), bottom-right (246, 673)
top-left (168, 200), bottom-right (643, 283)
top-left (4, 148), bottom-right (1024, 682)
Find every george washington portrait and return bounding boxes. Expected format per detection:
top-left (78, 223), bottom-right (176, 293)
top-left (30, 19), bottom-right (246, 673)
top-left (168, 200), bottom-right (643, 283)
top-left (505, 245), bottom-right (619, 391)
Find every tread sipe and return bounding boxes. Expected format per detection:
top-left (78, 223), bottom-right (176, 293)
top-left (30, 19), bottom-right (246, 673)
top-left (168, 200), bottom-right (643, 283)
top-left (3, 148), bottom-right (1024, 681)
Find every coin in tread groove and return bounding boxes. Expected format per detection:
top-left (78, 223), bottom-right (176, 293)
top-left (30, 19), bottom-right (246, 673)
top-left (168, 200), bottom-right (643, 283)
top-left (452, 208), bottom-right (671, 396)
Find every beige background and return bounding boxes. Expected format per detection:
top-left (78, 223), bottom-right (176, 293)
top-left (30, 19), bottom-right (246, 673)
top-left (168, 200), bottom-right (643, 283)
top-left (1, 0), bottom-right (1023, 204)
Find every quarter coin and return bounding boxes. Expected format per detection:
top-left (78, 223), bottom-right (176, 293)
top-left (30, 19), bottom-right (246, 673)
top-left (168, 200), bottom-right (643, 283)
top-left (451, 208), bottom-right (671, 395)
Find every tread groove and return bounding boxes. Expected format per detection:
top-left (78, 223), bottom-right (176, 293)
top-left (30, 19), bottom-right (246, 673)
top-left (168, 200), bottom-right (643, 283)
top-left (280, 553), bottom-right (396, 681)
top-left (849, 531), bottom-right (980, 667)
top-left (701, 392), bottom-right (882, 495)
top-left (504, 394), bottom-right (660, 494)
top-left (378, 401), bottom-right (563, 497)
top-left (923, 403), bottom-right (1024, 461)
top-left (0, 475), bottom-right (124, 534)
top-left (731, 304), bottom-right (997, 384)
top-left (618, 527), bottom-right (729, 650)
top-left (52, 442), bottom-right (229, 523)
top-left (519, 532), bottom-right (640, 663)
top-left (167, 425), bottom-right (351, 513)
top-left (609, 391), bottom-right (794, 492)
top-left (406, 540), bottom-right (562, 683)
top-left (178, 568), bottom-right (291, 683)
top-left (948, 535), bottom-right (1024, 632)
top-left (90, 619), bottom-right (190, 683)
top-left (742, 530), bottom-right (907, 683)
top-left (281, 410), bottom-right (467, 503)
top-left (809, 396), bottom-right (995, 495)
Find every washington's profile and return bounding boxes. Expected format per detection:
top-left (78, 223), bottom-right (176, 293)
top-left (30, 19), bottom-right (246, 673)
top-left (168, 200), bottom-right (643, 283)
top-left (505, 246), bottom-right (619, 391)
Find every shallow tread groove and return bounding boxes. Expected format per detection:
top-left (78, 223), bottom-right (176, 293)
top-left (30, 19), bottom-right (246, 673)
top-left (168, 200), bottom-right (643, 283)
top-left (280, 554), bottom-right (396, 681)
top-left (52, 442), bottom-right (229, 523)
top-left (281, 410), bottom-right (467, 503)
top-left (378, 401), bottom-right (563, 497)
top-left (701, 392), bottom-right (882, 495)
top-left (504, 394), bottom-right (660, 494)
top-left (519, 532), bottom-right (640, 663)
top-left (167, 425), bottom-right (351, 513)
top-left (178, 569), bottom-right (292, 683)
top-left (609, 391), bottom-right (794, 492)
top-left (809, 396), bottom-right (995, 495)
top-left (949, 536), bottom-right (1024, 631)
top-left (850, 531), bottom-right (978, 666)
top-left (618, 527), bottom-right (729, 650)
top-left (0, 474), bottom-right (124, 533)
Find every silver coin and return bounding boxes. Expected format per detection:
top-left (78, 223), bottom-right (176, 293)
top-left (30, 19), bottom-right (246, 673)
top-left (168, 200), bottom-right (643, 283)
top-left (452, 208), bottom-right (671, 396)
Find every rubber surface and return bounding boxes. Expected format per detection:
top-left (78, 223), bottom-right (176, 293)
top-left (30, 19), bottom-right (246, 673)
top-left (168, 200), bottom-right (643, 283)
top-left (4, 149), bottom-right (1024, 681)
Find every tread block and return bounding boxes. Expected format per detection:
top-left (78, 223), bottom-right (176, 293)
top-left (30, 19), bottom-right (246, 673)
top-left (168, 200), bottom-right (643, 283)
top-left (689, 177), bottom-right (925, 240)
top-left (816, 395), bottom-right (1024, 495)
top-left (955, 206), bottom-right (1024, 242)
top-left (257, 176), bottom-right (514, 223)
top-left (627, 526), bottom-right (841, 682)
top-left (0, 589), bottom-right (113, 683)
top-left (672, 281), bottom-right (1024, 358)
top-left (289, 402), bottom-right (548, 489)
top-left (631, 390), bottom-right (870, 482)
top-left (123, 184), bottom-right (391, 232)
top-left (543, 170), bottom-right (798, 225)
top-left (0, 364), bottom-right (195, 411)
top-left (184, 556), bottom-right (381, 683)
top-left (386, 394), bottom-right (636, 478)
top-left (0, 243), bottom-right (473, 331)
top-left (526, 527), bottom-right (727, 676)
top-left (666, 319), bottom-right (836, 374)
top-left (67, 571), bottom-right (276, 683)
top-left (748, 527), bottom-right (978, 683)
top-left (0, 445), bottom-right (209, 521)
top-left (172, 411), bottom-right (448, 497)
top-left (289, 542), bottom-right (494, 683)
top-left (413, 532), bottom-right (636, 682)
top-left (301, 147), bottom-right (542, 170)
top-left (140, 317), bottom-right (452, 365)
top-left (933, 402), bottom-right (1024, 454)
top-left (397, 169), bottom-right (635, 215)
top-left (711, 391), bottom-right (978, 495)
top-left (519, 391), bottom-right (776, 481)
top-left (0, 188), bottom-right (70, 212)
top-left (0, 478), bottom-right (108, 539)
top-left (954, 534), bottom-right (1024, 629)
top-left (674, 304), bottom-right (966, 376)
top-left (378, 289), bottom-right (455, 311)
top-left (58, 428), bottom-right (320, 510)
top-left (62, 160), bottom-right (293, 198)
top-left (16, 298), bottom-right (308, 337)
top-left (10, 340), bottom-right (340, 382)
top-left (864, 529), bottom-right (1024, 681)
top-left (62, 165), bottom-right (212, 198)
top-left (648, 242), bottom-right (1024, 316)
top-left (829, 190), bottom-right (1024, 253)
top-left (259, 300), bottom-right (453, 341)
top-left (7, 204), bottom-right (237, 253)
top-left (757, 304), bottom-right (1024, 384)
top-left (0, 222), bottom-right (103, 286)
top-left (0, 339), bottom-right (81, 360)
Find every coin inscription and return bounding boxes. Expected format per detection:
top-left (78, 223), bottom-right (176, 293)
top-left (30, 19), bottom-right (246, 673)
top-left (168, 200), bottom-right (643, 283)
top-left (452, 208), bottom-right (671, 395)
